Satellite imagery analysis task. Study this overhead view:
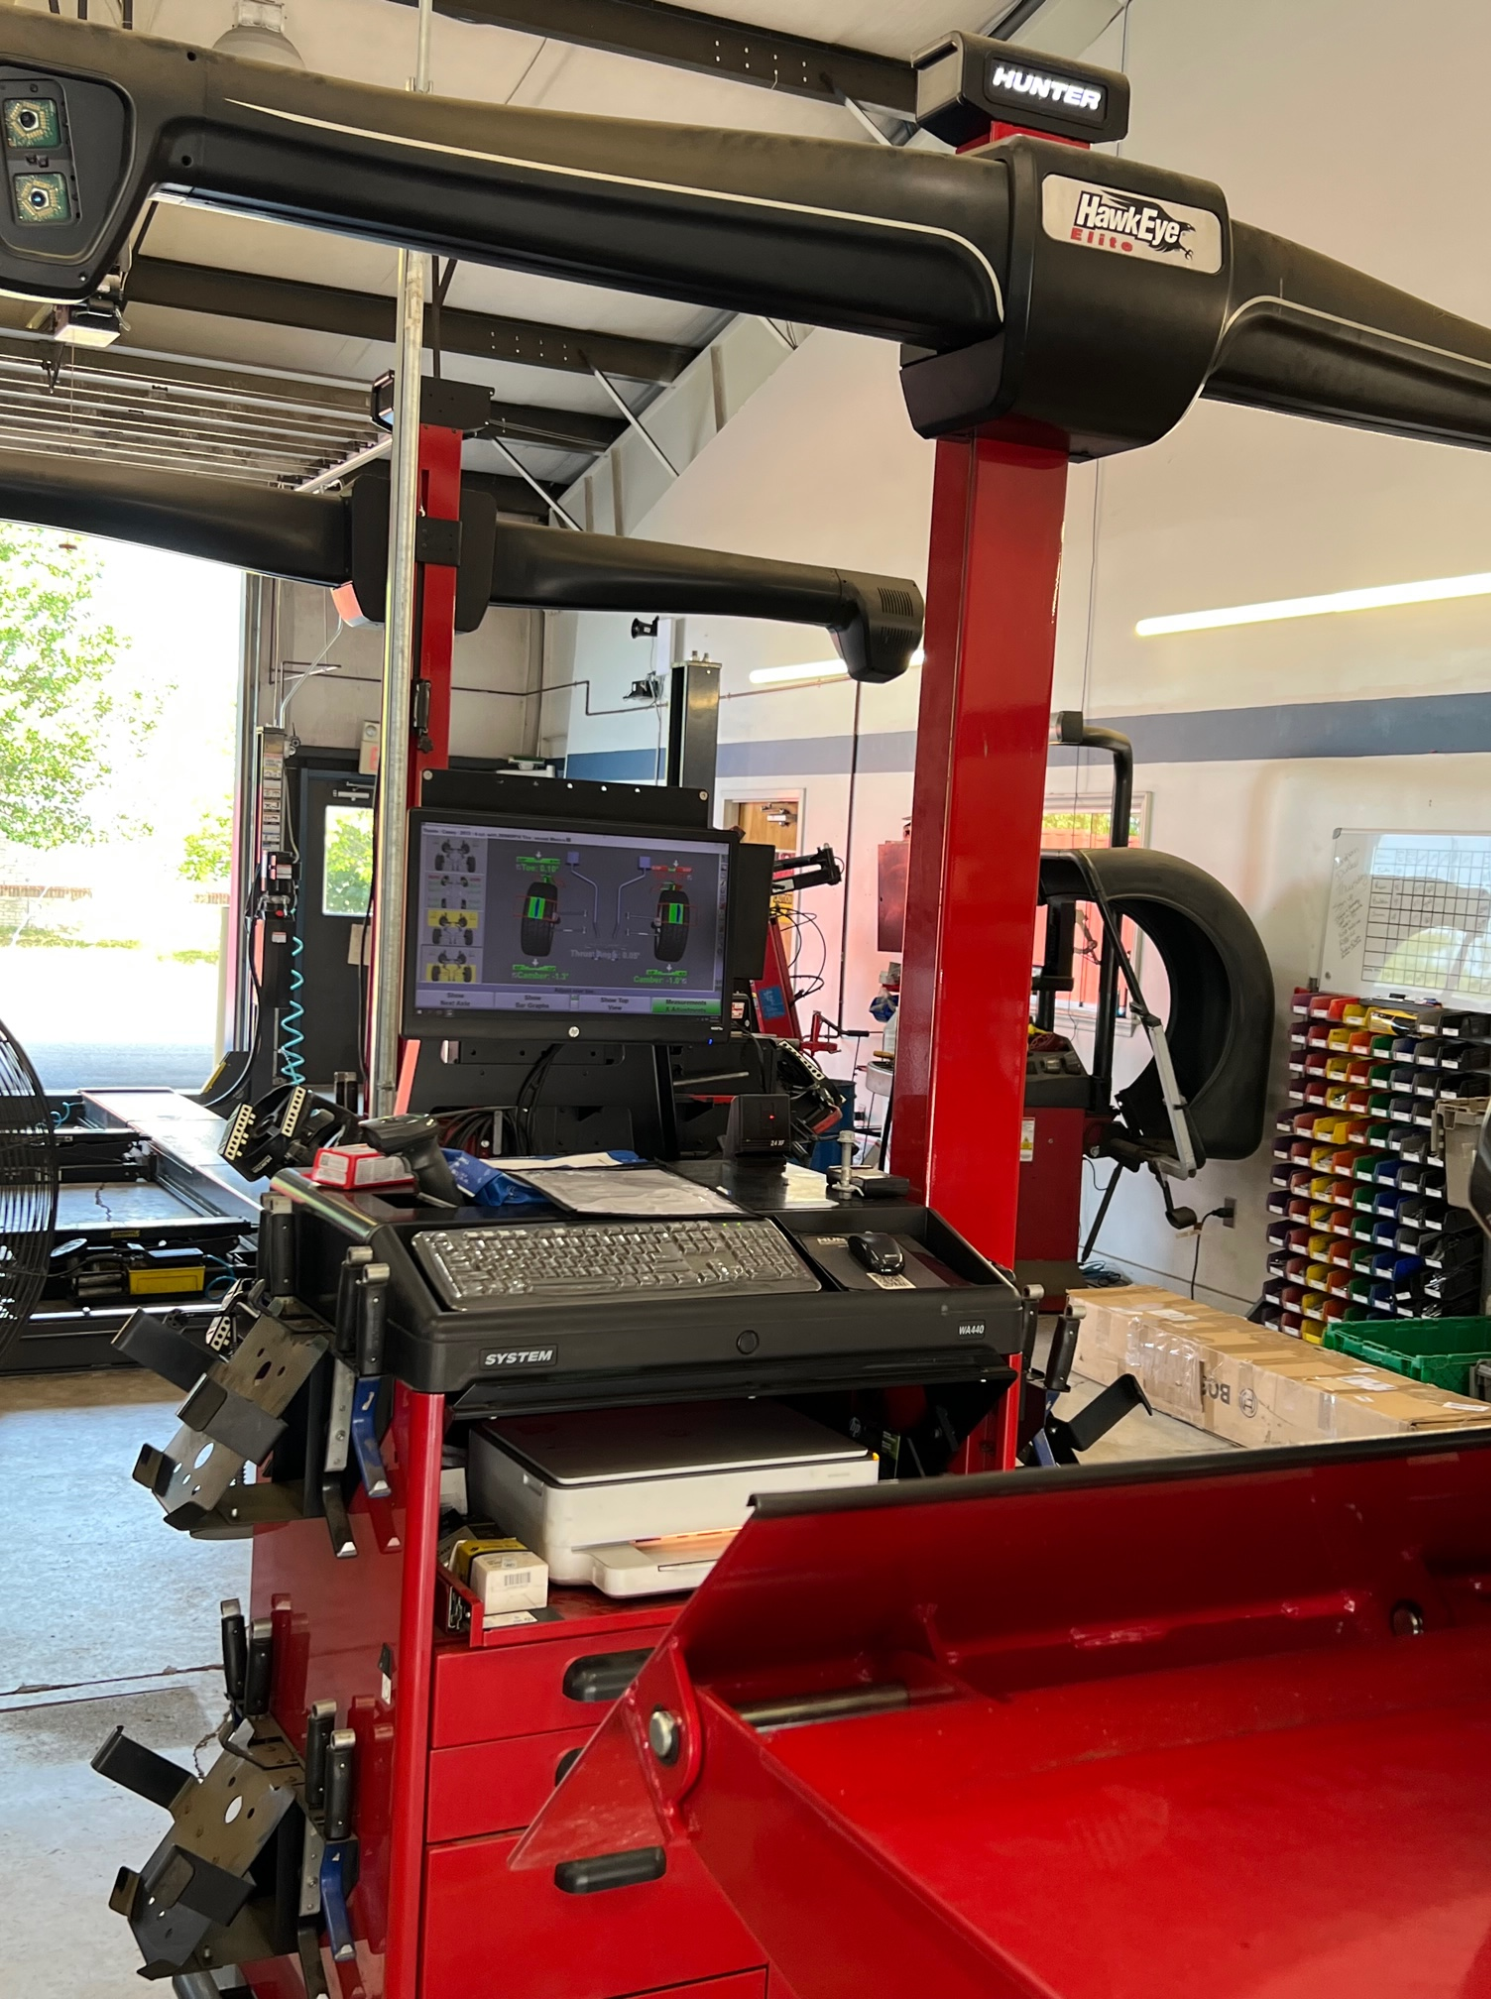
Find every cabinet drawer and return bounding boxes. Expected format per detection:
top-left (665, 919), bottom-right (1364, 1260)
top-left (432, 1627), bottom-right (669, 1749)
top-left (427, 1725), bottom-right (595, 1842)
top-left (422, 1833), bottom-right (761, 1999)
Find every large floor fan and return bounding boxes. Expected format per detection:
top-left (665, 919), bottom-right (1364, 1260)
top-left (0, 1016), bottom-right (57, 1365)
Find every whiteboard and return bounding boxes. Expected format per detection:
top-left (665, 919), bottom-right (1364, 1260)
top-left (1320, 829), bottom-right (1490, 1009)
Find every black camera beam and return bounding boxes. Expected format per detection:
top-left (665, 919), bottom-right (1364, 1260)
top-left (0, 16), bottom-right (1482, 456)
top-left (0, 444), bottom-right (924, 682)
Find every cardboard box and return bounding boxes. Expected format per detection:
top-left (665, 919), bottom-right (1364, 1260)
top-left (468, 1546), bottom-right (548, 1615)
top-left (438, 1520), bottom-right (549, 1614)
top-left (1070, 1287), bottom-right (1489, 1447)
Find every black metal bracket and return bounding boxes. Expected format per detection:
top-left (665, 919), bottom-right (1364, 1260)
top-left (414, 514), bottom-right (462, 568)
top-left (100, 1620), bottom-right (368, 1985)
top-left (131, 1302), bottom-right (329, 1532)
top-left (1042, 1373), bottom-right (1153, 1465)
top-left (112, 1307), bottom-right (221, 1393)
top-left (95, 1713), bottom-right (302, 1978)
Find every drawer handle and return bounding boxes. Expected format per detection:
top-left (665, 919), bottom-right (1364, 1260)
top-left (554, 1847), bottom-right (666, 1896)
top-left (561, 1648), bottom-right (652, 1704)
top-left (554, 1747), bottom-right (582, 1785)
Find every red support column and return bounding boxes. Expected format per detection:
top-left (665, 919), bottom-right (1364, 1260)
top-left (409, 422), bottom-right (463, 798)
top-left (895, 436), bottom-right (1068, 1467)
top-left (384, 1387), bottom-right (446, 1999)
top-left (370, 418), bottom-right (462, 1101)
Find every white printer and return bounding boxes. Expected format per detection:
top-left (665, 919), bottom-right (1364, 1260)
top-left (469, 1400), bottom-right (879, 1598)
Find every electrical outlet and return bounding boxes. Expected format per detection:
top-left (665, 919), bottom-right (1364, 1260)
top-left (1219, 1198), bottom-right (1237, 1229)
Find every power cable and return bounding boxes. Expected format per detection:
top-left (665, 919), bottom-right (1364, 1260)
top-left (515, 1044), bottom-right (561, 1150)
top-left (430, 258), bottom-right (458, 379)
top-left (353, 772), bottom-right (380, 1102)
top-left (277, 614), bottom-right (347, 730)
top-left (834, 680), bottom-right (862, 1029)
top-left (1188, 1205), bottom-right (1234, 1299)
top-left (1080, 1165), bottom-right (1125, 1263)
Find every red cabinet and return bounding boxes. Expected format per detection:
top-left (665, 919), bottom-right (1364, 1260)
top-left (427, 1724), bottom-right (596, 1842)
top-left (432, 1618), bottom-right (672, 1750)
top-left (245, 1394), bottom-right (767, 1999)
top-left (421, 1832), bottom-right (763, 1999)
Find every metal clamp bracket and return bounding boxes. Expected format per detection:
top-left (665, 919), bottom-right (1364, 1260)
top-left (95, 1715), bottom-right (301, 1978)
top-left (112, 1307), bottom-right (221, 1393)
top-left (133, 1305), bottom-right (328, 1532)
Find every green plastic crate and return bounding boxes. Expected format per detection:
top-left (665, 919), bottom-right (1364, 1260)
top-left (1323, 1316), bottom-right (1490, 1396)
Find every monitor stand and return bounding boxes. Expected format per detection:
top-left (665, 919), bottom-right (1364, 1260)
top-left (405, 1036), bottom-right (681, 1158)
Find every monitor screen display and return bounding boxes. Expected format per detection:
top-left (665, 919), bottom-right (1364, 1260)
top-left (409, 816), bottom-right (731, 1028)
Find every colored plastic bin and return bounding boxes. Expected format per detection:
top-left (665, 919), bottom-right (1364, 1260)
top-left (1323, 1316), bottom-right (1490, 1397)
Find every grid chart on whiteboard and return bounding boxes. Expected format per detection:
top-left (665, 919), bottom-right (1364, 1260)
top-left (1360, 838), bottom-right (1491, 1003)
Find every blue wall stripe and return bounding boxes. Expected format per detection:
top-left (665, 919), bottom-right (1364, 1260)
top-left (564, 690), bottom-right (1488, 784)
top-left (1052, 691), bottom-right (1490, 765)
top-left (563, 748), bottom-right (660, 782)
top-left (716, 731), bottom-right (919, 779)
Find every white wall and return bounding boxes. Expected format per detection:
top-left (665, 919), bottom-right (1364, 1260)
top-left (545, 0), bottom-right (1490, 1309)
top-left (272, 584), bottom-right (542, 762)
top-left (1050, 0), bottom-right (1490, 1308)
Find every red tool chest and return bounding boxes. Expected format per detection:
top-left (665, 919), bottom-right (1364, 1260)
top-left (245, 1386), bottom-right (772, 1999)
top-left (421, 1834), bottom-right (762, 1997)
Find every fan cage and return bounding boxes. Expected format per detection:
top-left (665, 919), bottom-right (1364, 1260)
top-left (0, 1017), bottom-right (58, 1362)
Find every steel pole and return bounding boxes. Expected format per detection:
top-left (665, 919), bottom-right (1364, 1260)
top-left (367, 0), bottom-right (435, 1115)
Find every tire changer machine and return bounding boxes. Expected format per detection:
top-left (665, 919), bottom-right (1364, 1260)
top-left (1, 17), bottom-right (1485, 1999)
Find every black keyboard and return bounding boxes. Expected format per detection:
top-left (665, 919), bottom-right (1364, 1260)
top-left (414, 1217), bottom-right (822, 1312)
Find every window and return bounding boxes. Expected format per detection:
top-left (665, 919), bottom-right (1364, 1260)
top-left (1038, 796), bottom-right (1149, 1018)
top-left (322, 803), bottom-right (374, 918)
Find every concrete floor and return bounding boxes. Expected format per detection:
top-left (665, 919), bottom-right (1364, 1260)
top-left (0, 1362), bottom-right (1221, 1994)
top-left (0, 1369), bottom-right (249, 1998)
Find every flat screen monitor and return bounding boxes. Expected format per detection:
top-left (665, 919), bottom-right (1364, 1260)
top-left (403, 810), bottom-right (735, 1042)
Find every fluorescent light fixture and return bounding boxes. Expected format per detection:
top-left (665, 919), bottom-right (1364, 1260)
top-left (1136, 572), bottom-right (1491, 638)
top-left (748, 659), bottom-right (848, 686)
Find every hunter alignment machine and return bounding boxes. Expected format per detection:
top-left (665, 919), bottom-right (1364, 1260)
top-left (0, 10), bottom-right (1484, 1447)
top-left (5, 18), bottom-right (1488, 1999)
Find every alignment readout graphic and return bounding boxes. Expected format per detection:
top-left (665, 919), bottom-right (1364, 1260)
top-left (414, 820), bottom-right (729, 1018)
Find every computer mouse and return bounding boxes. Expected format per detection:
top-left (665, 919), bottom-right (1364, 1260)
top-left (848, 1231), bottom-right (905, 1276)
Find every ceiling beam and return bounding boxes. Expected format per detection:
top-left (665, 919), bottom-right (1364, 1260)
top-left (128, 256), bottom-right (699, 387)
top-left (981, 1), bottom-right (1053, 37)
top-left (386, 0), bottom-right (917, 114)
top-left (482, 400), bottom-right (622, 454)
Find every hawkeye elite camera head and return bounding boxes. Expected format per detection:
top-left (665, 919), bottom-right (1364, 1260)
top-left (0, 15), bottom-right (1481, 459)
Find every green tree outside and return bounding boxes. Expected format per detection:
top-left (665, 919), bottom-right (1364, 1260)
top-left (0, 524), bottom-right (156, 849)
top-left (177, 803), bottom-right (373, 913)
top-left (179, 808), bottom-right (233, 886)
top-left (323, 804), bottom-right (374, 916)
